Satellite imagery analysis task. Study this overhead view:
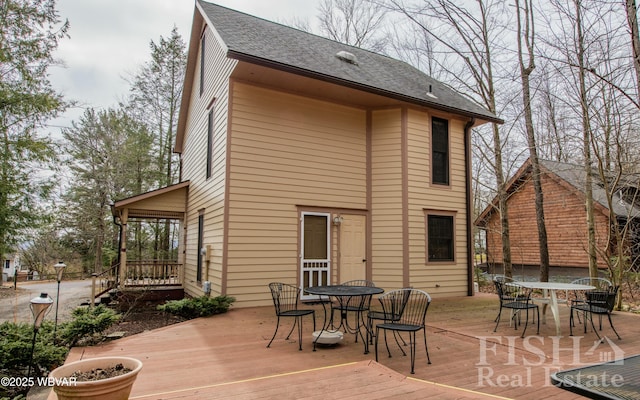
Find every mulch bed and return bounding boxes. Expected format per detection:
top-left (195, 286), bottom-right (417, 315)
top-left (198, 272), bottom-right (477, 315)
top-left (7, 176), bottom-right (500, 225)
top-left (102, 309), bottom-right (187, 339)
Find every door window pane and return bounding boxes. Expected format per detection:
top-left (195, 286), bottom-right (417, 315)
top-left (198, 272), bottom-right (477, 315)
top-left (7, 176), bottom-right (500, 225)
top-left (304, 215), bottom-right (327, 259)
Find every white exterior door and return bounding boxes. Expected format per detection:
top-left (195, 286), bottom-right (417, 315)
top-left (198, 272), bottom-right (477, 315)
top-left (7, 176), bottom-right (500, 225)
top-left (339, 214), bottom-right (366, 283)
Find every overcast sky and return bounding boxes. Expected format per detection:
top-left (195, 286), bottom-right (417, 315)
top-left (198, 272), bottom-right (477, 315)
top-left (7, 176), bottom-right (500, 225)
top-left (48, 0), bottom-right (320, 133)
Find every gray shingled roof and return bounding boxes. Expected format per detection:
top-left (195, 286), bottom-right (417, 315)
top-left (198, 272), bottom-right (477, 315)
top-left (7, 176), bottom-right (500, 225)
top-left (197, 1), bottom-right (501, 123)
top-left (540, 159), bottom-right (640, 218)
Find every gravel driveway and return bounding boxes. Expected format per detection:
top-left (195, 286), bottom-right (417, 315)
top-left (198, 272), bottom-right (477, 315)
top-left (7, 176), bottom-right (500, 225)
top-left (0, 279), bottom-right (92, 324)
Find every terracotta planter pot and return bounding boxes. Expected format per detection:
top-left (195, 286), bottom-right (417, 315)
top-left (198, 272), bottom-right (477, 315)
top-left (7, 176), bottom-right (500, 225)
top-left (49, 356), bottom-right (143, 400)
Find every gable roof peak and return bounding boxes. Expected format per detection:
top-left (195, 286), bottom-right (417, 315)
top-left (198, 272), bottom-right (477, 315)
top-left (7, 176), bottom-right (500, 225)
top-left (196, 0), bottom-right (501, 123)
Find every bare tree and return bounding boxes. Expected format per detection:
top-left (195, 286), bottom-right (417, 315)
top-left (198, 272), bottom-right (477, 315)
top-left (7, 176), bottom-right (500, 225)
top-left (514, 0), bottom-right (550, 281)
top-left (317, 0), bottom-right (389, 51)
top-left (625, 0), bottom-right (640, 101)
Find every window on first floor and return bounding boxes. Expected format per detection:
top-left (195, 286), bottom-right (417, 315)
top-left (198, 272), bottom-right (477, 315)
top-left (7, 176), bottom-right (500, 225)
top-left (197, 212), bottom-right (204, 283)
top-left (427, 213), bottom-right (455, 262)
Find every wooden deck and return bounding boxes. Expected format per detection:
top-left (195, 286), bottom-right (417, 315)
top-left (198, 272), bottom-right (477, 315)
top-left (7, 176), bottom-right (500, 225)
top-left (48, 293), bottom-right (640, 399)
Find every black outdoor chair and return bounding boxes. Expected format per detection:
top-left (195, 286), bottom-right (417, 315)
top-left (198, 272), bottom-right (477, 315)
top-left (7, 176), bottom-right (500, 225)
top-left (374, 288), bottom-right (432, 374)
top-left (367, 287), bottom-right (411, 346)
top-left (330, 279), bottom-right (376, 341)
top-left (570, 285), bottom-right (621, 340)
top-left (493, 280), bottom-right (539, 337)
top-left (267, 282), bottom-right (316, 351)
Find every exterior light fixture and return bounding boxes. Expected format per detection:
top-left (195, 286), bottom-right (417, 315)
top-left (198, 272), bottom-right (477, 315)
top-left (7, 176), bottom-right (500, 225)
top-left (28, 293), bottom-right (53, 377)
top-left (53, 261), bottom-right (66, 339)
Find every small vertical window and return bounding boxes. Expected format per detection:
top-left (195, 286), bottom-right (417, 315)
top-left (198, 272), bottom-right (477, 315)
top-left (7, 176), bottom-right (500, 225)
top-left (199, 33), bottom-right (206, 96)
top-left (427, 214), bottom-right (454, 262)
top-left (206, 108), bottom-right (213, 179)
top-left (196, 212), bottom-right (204, 283)
top-left (432, 117), bottom-right (449, 185)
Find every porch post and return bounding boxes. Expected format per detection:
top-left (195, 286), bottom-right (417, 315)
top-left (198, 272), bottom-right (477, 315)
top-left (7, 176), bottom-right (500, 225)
top-left (119, 209), bottom-right (128, 285)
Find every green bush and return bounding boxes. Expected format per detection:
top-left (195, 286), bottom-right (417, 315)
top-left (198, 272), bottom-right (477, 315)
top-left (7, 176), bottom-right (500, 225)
top-left (157, 295), bottom-right (235, 319)
top-left (0, 305), bottom-right (119, 399)
top-left (59, 305), bottom-right (120, 347)
top-left (0, 321), bottom-right (68, 374)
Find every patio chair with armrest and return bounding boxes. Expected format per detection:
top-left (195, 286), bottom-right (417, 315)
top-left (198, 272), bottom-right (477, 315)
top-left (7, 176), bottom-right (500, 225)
top-left (267, 282), bottom-right (316, 351)
top-left (366, 287), bottom-right (411, 346)
top-left (568, 277), bottom-right (612, 306)
top-left (570, 285), bottom-right (620, 340)
top-left (493, 280), bottom-right (539, 338)
top-left (374, 288), bottom-right (432, 374)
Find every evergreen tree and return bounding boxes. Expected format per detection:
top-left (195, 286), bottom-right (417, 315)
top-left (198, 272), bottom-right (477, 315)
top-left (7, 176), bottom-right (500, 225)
top-left (0, 0), bottom-right (68, 256)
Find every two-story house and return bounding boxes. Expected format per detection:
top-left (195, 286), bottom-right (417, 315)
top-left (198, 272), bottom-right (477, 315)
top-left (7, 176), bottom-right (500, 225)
top-left (111, 1), bottom-right (501, 307)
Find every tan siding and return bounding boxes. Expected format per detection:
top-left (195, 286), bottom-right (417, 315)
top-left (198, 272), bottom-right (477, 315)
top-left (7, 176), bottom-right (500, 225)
top-left (370, 109), bottom-right (404, 290)
top-left (407, 110), bottom-right (469, 297)
top-left (226, 83), bottom-right (367, 306)
top-left (181, 27), bottom-right (236, 298)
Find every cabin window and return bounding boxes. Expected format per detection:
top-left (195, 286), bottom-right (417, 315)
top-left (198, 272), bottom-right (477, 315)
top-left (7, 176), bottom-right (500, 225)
top-left (196, 211), bottom-right (205, 283)
top-left (426, 213), bottom-right (455, 262)
top-left (206, 107), bottom-right (214, 179)
top-left (199, 32), bottom-right (206, 96)
top-left (432, 117), bottom-right (449, 185)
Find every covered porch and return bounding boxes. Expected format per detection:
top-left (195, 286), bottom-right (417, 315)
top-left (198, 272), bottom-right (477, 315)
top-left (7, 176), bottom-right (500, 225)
top-left (98, 181), bottom-right (190, 304)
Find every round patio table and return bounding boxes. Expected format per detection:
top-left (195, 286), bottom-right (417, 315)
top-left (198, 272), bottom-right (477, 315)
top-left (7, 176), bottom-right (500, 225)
top-left (515, 281), bottom-right (594, 336)
top-left (305, 285), bottom-right (384, 353)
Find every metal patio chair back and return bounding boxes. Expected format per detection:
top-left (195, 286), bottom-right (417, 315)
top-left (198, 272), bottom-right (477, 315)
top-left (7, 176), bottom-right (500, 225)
top-left (570, 285), bottom-right (620, 340)
top-left (267, 282), bottom-right (316, 351)
top-left (493, 280), bottom-right (539, 338)
top-left (374, 288), bottom-right (431, 374)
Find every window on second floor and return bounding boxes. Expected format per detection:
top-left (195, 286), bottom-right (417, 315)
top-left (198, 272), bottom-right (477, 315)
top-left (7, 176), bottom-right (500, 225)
top-left (432, 117), bottom-right (449, 185)
top-left (206, 107), bottom-right (214, 179)
top-left (199, 32), bottom-right (206, 96)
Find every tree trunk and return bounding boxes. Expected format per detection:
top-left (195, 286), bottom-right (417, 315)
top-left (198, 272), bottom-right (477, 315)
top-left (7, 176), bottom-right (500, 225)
top-left (515, 0), bottom-right (550, 281)
top-left (574, 0), bottom-right (599, 278)
top-left (626, 0), bottom-right (640, 101)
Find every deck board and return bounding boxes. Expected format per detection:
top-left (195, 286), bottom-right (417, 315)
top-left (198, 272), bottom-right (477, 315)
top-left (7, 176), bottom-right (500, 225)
top-left (47, 293), bottom-right (640, 399)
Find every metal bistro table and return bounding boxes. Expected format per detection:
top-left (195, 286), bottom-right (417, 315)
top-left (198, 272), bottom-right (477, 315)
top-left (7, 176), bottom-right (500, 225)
top-left (305, 285), bottom-right (384, 353)
top-left (551, 354), bottom-right (640, 399)
top-left (516, 281), bottom-right (595, 336)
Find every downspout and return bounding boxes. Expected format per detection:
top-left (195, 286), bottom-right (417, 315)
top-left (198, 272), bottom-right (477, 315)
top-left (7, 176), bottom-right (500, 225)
top-left (464, 118), bottom-right (476, 296)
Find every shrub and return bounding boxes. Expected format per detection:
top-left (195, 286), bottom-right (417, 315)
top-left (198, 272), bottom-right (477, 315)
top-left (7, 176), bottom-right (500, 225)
top-left (0, 321), bottom-right (68, 374)
top-left (0, 305), bottom-right (119, 399)
top-left (157, 295), bottom-right (235, 319)
top-left (59, 305), bottom-right (120, 347)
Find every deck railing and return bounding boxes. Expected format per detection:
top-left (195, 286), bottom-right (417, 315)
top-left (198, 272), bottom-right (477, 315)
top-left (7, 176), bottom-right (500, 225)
top-left (122, 260), bottom-right (183, 286)
top-left (91, 260), bottom-right (183, 305)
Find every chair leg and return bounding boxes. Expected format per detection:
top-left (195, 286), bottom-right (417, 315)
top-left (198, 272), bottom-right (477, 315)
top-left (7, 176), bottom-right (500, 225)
top-left (535, 307), bottom-right (540, 334)
top-left (569, 308), bottom-right (574, 336)
top-left (384, 329), bottom-right (393, 358)
top-left (375, 326), bottom-right (380, 362)
top-left (588, 312), bottom-right (602, 341)
top-left (423, 328), bottom-right (431, 365)
top-left (267, 315), bottom-right (281, 348)
top-left (409, 331), bottom-right (416, 374)
top-left (494, 305), bottom-right (502, 332)
top-left (607, 313), bottom-right (621, 340)
top-left (285, 317), bottom-right (297, 340)
top-left (521, 308), bottom-right (529, 338)
top-left (297, 316), bottom-right (303, 351)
